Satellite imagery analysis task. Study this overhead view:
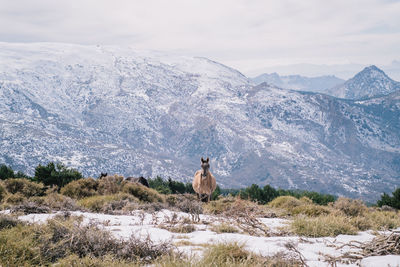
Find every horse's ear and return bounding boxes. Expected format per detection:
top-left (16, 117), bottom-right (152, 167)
top-left (201, 157), bottom-right (204, 163)
top-left (206, 157), bottom-right (209, 163)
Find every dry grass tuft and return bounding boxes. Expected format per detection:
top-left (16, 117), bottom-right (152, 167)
top-left (211, 223), bottom-right (239, 234)
top-left (291, 214), bottom-right (357, 237)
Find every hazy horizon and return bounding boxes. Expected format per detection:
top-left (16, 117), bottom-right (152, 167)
top-left (1, 0), bottom-right (399, 79)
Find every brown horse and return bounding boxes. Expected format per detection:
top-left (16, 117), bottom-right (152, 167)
top-left (192, 157), bottom-right (217, 202)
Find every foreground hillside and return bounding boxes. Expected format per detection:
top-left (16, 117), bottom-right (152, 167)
top-left (0, 42), bottom-right (399, 200)
top-left (1, 177), bottom-right (400, 267)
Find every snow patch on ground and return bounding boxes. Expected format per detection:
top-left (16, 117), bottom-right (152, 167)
top-left (13, 210), bottom-right (400, 266)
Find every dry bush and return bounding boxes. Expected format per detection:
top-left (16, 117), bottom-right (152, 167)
top-left (0, 215), bottom-right (175, 266)
top-left (123, 183), bottom-right (164, 203)
top-left (203, 196), bottom-right (237, 215)
top-left (30, 193), bottom-right (80, 211)
top-left (60, 178), bottom-right (98, 199)
top-left (167, 194), bottom-right (203, 222)
top-left (206, 197), bottom-right (270, 236)
top-left (204, 196), bottom-right (270, 217)
top-left (97, 175), bottom-right (125, 195)
top-left (55, 254), bottom-right (137, 267)
top-left (211, 223), bottom-right (239, 234)
top-left (78, 193), bottom-right (138, 213)
top-left (291, 214), bottom-right (357, 237)
top-left (268, 196), bottom-right (302, 210)
top-left (0, 224), bottom-right (43, 266)
top-left (11, 201), bottom-right (51, 214)
top-left (4, 192), bottom-right (26, 204)
top-left (160, 223), bottom-right (196, 233)
top-left (291, 204), bottom-right (332, 217)
top-left (0, 183), bottom-right (6, 202)
top-left (3, 178), bottom-right (44, 198)
top-left (0, 214), bottom-right (22, 230)
top-left (362, 210), bottom-right (400, 230)
top-left (333, 197), bottom-right (367, 217)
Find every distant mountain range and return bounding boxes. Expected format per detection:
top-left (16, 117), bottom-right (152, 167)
top-left (252, 65), bottom-right (400, 100)
top-left (251, 73), bottom-right (344, 93)
top-left (0, 42), bottom-right (399, 201)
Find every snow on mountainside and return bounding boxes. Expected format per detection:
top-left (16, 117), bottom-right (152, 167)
top-left (0, 42), bottom-right (399, 201)
top-left (251, 73), bottom-right (344, 93)
top-left (327, 65), bottom-right (400, 100)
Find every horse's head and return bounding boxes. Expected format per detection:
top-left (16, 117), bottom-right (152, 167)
top-left (99, 172), bottom-right (107, 179)
top-left (201, 157), bottom-right (210, 179)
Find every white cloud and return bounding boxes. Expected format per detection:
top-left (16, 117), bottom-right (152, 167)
top-left (0, 0), bottom-right (399, 77)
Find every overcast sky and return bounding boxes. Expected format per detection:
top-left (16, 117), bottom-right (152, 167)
top-left (0, 0), bottom-right (399, 78)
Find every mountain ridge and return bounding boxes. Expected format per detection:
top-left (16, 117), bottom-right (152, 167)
top-left (0, 42), bottom-right (399, 201)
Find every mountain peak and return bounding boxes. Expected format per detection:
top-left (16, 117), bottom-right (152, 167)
top-left (327, 65), bottom-right (400, 100)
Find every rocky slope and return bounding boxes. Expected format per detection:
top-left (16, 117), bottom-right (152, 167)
top-left (0, 42), bottom-right (399, 200)
top-left (327, 65), bottom-right (400, 100)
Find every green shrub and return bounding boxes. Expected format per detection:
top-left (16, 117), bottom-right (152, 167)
top-left (34, 162), bottom-right (82, 188)
top-left (3, 178), bottom-right (44, 198)
top-left (0, 164), bottom-right (15, 180)
top-left (239, 184), bottom-right (279, 204)
top-left (333, 197), bottom-right (367, 217)
top-left (61, 178), bottom-right (98, 199)
top-left (123, 183), bottom-right (164, 203)
top-left (78, 193), bottom-right (138, 212)
top-left (377, 188), bottom-right (400, 209)
top-left (291, 214), bottom-right (357, 237)
top-left (98, 175), bottom-right (125, 195)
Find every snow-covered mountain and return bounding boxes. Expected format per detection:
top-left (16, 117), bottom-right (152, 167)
top-left (0, 42), bottom-right (399, 201)
top-left (251, 73), bottom-right (344, 93)
top-left (327, 65), bottom-right (400, 100)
